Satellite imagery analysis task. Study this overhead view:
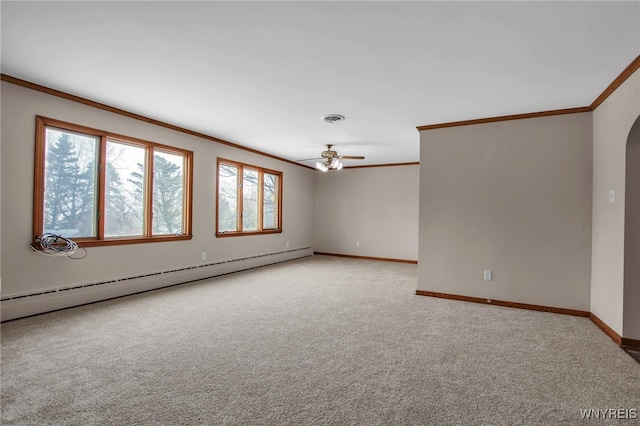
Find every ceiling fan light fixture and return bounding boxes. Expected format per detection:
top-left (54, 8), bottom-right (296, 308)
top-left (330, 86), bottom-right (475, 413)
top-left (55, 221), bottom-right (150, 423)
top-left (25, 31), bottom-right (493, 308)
top-left (306, 144), bottom-right (363, 172)
top-left (316, 162), bottom-right (329, 172)
top-left (315, 158), bottom-right (343, 172)
top-left (321, 114), bottom-right (345, 124)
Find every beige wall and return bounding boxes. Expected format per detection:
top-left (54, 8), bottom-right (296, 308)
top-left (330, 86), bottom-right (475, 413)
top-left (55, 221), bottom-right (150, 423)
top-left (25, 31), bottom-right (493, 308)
top-left (4, 67), bottom-right (640, 332)
top-left (314, 165), bottom-right (419, 261)
top-left (1, 82), bottom-right (316, 318)
top-left (418, 113), bottom-right (593, 311)
top-left (591, 68), bottom-right (640, 336)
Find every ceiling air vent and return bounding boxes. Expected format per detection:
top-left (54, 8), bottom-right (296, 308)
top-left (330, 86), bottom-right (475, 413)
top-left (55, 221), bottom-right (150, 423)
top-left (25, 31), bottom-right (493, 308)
top-left (321, 114), bottom-right (345, 124)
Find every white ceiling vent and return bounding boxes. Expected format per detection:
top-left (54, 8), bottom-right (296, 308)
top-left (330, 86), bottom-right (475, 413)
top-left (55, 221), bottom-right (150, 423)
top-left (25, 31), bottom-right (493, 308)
top-left (321, 114), bottom-right (345, 124)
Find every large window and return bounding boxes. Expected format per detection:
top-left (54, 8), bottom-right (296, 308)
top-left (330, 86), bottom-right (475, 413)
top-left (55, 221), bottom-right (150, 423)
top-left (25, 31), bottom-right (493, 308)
top-left (217, 158), bottom-right (282, 236)
top-left (34, 116), bottom-right (193, 246)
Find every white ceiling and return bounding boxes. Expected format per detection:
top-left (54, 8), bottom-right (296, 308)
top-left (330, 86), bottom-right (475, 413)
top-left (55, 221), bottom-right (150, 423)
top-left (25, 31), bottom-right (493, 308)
top-left (2, 1), bottom-right (639, 167)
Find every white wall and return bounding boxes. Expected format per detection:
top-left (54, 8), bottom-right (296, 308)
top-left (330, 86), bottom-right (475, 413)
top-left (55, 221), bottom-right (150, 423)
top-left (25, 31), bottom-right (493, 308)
top-left (314, 165), bottom-right (419, 261)
top-left (1, 81), bottom-right (316, 320)
top-left (418, 113), bottom-right (593, 311)
top-left (591, 68), bottom-right (640, 336)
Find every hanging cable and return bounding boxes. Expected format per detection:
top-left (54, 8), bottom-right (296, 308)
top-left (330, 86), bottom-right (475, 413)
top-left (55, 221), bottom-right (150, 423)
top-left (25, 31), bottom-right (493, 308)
top-left (30, 233), bottom-right (87, 260)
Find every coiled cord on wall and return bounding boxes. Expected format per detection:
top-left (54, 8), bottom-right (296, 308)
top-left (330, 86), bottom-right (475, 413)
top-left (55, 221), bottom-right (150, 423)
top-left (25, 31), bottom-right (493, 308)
top-left (30, 233), bottom-right (87, 260)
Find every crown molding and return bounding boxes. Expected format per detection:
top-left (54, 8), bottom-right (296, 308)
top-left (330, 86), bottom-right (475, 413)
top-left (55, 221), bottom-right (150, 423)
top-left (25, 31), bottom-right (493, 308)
top-left (590, 54), bottom-right (640, 110)
top-left (7, 52), bottom-right (639, 166)
top-left (416, 107), bottom-right (590, 132)
top-left (343, 162), bottom-right (419, 169)
top-left (417, 55), bottom-right (640, 132)
top-left (0, 74), bottom-right (314, 170)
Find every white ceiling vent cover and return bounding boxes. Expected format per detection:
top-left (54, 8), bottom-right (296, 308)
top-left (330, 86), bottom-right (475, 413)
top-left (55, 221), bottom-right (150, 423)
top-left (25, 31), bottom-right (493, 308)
top-left (321, 114), bottom-right (345, 124)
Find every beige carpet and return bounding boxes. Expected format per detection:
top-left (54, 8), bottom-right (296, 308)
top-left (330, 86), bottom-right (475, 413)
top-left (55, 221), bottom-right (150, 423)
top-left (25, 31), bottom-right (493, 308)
top-left (626, 347), bottom-right (640, 365)
top-left (2, 255), bottom-right (639, 425)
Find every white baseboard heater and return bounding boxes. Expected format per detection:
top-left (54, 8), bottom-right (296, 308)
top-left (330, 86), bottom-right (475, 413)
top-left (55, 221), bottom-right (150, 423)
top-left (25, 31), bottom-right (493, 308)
top-left (1, 246), bottom-right (313, 322)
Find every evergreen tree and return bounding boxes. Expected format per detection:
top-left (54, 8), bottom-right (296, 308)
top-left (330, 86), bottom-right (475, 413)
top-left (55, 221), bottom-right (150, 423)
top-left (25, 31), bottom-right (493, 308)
top-left (105, 161), bottom-right (141, 236)
top-left (218, 164), bottom-right (239, 232)
top-left (129, 155), bottom-right (183, 235)
top-left (218, 197), bottom-right (236, 231)
top-left (152, 155), bottom-right (183, 234)
top-left (44, 132), bottom-right (95, 236)
top-left (263, 174), bottom-right (278, 228)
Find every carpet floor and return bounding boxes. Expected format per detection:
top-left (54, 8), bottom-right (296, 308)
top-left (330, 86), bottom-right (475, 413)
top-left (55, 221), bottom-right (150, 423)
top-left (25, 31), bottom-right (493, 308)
top-left (625, 348), bottom-right (640, 366)
top-left (1, 255), bottom-right (639, 425)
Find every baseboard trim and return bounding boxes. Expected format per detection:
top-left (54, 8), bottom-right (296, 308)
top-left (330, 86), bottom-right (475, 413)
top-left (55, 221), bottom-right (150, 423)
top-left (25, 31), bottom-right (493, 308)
top-left (415, 290), bottom-right (590, 317)
top-left (314, 252), bottom-right (417, 264)
top-left (416, 291), bottom-right (640, 348)
top-left (1, 247), bottom-right (313, 322)
top-left (588, 313), bottom-right (623, 345)
top-left (621, 338), bottom-right (640, 349)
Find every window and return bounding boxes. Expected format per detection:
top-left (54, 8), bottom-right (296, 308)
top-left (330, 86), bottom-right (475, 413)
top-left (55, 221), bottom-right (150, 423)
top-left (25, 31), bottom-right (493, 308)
top-left (217, 158), bottom-right (282, 236)
top-left (34, 116), bottom-right (193, 246)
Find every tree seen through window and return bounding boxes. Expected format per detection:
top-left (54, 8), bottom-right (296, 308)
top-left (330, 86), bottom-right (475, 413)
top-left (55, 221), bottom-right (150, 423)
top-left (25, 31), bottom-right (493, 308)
top-left (35, 116), bottom-right (192, 246)
top-left (217, 159), bottom-right (282, 236)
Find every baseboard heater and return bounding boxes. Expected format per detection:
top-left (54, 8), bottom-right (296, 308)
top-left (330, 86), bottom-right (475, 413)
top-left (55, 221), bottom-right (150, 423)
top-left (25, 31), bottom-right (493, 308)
top-left (1, 246), bottom-right (312, 321)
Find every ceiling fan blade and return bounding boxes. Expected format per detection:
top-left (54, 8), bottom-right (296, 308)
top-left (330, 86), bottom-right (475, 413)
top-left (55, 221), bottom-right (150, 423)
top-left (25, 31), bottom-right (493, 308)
top-left (338, 155), bottom-right (365, 160)
top-left (296, 157), bottom-right (324, 161)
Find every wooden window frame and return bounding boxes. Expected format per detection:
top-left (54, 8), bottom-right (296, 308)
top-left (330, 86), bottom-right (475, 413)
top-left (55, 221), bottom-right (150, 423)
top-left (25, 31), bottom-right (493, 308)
top-left (34, 116), bottom-right (193, 247)
top-left (216, 158), bottom-right (283, 237)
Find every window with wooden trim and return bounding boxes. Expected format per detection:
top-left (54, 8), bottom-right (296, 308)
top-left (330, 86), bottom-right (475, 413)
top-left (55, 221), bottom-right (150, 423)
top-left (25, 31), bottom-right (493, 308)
top-left (217, 158), bottom-right (282, 236)
top-left (34, 116), bottom-right (193, 247)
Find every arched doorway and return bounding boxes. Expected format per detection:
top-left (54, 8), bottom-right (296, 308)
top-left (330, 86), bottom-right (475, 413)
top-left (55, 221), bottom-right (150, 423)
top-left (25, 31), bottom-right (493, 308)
top-left (623, 115), bottom-right (640, 343)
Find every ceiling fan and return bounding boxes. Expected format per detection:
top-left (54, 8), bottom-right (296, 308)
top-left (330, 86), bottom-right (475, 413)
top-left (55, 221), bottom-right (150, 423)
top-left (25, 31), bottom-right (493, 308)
top-left (299, 145), bottom-right (365, 172)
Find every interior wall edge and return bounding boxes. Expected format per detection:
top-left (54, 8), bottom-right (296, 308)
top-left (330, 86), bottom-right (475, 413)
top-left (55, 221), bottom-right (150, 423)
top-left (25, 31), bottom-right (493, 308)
top-left (589, 62), bottom-right (640, 338)
top-left (589, 312), bottom-right (623, 345)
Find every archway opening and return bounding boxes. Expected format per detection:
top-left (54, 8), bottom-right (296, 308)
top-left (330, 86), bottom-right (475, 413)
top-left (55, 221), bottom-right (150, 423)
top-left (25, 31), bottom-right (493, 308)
top-left (623, 114), bottom-right (640, 347)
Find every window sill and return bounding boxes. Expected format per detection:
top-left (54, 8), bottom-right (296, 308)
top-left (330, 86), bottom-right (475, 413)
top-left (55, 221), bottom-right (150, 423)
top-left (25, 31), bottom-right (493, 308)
top-left (216, 230), bottom-right (282, 238)
top-left (50, 234), bottom-right (193, 248)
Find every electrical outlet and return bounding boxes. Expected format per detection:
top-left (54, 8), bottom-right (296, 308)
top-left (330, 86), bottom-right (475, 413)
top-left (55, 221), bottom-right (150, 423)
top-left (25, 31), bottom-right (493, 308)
top-left (286, 241), bottom-right (290, 248)
top-left (356, 240), bottom-right (360, 247)
top-left (201, 252), bottom-right (207, 261)
top-left (484, 269), bottom-right (492, 281)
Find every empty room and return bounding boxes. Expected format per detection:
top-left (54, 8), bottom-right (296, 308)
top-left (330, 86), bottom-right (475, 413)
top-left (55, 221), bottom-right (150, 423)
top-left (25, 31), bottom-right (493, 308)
top-left (1, 1), bottom-right (639, 424)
